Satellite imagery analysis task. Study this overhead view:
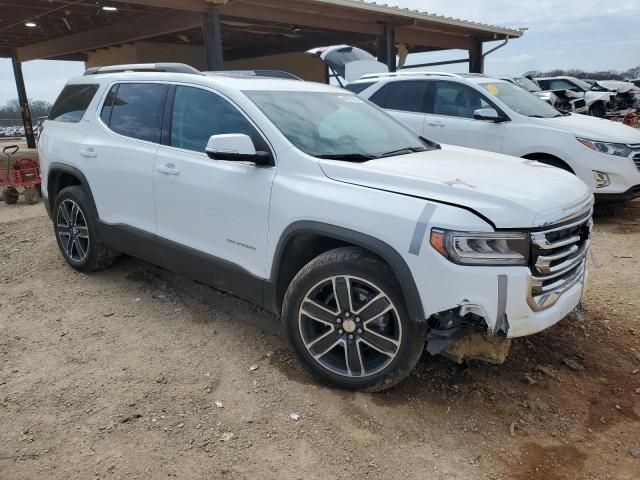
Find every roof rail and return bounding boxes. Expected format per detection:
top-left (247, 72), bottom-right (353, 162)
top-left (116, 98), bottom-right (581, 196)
top-left (83, 63), bottom-right (202, 76)
top-left (359, 71), bottom-right (462, 81)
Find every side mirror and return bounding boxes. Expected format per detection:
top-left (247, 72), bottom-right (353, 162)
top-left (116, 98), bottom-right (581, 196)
top-left (473, 108), bottom-right (504, 122)
top-left (205, 133), bottom-right (271, 165)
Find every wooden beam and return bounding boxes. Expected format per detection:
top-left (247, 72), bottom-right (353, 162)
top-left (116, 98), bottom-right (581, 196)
top-left (16, 10), bottom-right (202, 61)
top-left (221, 2), bottom-right (384, 36)
top-left (396, 28), bottom-right (471, 50)
top-left (111, 0), bottom-right (209, 12)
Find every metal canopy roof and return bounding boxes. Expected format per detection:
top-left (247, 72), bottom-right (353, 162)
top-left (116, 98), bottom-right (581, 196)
top-left (0, 0), bottom-right (523, 62)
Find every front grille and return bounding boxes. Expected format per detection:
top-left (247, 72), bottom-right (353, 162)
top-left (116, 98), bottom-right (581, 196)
top-left (633, 153), bottom-right (640, 171)
top-left (527, 210), bottom-right (592, 311)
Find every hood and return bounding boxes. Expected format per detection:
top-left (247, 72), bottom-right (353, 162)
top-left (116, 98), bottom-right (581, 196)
top-left (319, 146), bottom-right (592, 229)
top-left (530, 113), bottom-right (640, 143)
top-left (594, 80), bottom-right (636, 93)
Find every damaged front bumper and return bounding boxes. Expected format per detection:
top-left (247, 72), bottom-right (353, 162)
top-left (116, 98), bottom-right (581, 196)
top-left (422, 208), bottom-right (592, 360)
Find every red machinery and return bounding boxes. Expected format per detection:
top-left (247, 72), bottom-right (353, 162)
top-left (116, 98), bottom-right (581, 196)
top-left (0, 145), bottom-right (41, 205)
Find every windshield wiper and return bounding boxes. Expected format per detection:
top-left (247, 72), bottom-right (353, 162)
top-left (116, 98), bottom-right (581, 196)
top-left (316, 153), bottom-right (375, 162)
top-left (376, 147), bottom-right (428, 158)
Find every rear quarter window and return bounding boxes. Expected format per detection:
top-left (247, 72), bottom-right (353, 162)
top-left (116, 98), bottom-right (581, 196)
top-left (48, 84), bottom-right (99, 123)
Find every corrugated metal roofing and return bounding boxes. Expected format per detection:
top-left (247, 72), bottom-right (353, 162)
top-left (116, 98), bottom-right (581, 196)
top-left (314, 0), bottom-right (524, 37)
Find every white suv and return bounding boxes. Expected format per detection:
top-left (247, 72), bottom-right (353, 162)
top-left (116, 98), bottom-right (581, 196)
top-left (350, 73), bottom-right (640, 203)
top-left (39, 64), bottom-right (593, 391)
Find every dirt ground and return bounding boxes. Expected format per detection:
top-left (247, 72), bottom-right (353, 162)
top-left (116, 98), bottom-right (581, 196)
top-left (0, 198), bottom-right (639, 480)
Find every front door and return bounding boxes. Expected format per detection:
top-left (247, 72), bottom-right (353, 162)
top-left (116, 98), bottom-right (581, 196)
top-left (424, 80), bottom-right (505, 152)
top-left (153, 85), bottom-right (276, 300)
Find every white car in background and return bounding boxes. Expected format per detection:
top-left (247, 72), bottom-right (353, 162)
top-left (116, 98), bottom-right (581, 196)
top-left (348, 73), bottom-right (640, 203)
top-left (535, 76), bottom-right (613, 117)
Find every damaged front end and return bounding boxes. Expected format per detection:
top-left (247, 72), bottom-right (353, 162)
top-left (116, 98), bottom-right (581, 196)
top-left (426, 305), bottom-right (512, 364)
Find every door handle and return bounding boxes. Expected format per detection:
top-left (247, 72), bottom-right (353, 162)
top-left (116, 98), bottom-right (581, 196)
top-left (426, 120), bottom-right (444, 127)
top-left (80, 148), bottom-right (97, 158)
top-left (156, 164), bottom-right (180, 175)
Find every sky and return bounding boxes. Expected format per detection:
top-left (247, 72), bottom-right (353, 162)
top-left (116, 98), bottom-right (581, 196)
top-left (1, 0), bottom-right (639, 106)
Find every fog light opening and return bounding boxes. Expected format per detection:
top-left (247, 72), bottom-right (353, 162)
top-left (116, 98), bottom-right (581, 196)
top-left (592, 171), bottom-right (610, 189)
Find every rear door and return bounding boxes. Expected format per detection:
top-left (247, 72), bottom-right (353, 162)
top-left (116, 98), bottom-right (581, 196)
top-left (84, 82), bottom-right (167, 241)
top-left (423, 80), bottom-right (505, 152)
top-left (368, 80), bottom-right (429, 135)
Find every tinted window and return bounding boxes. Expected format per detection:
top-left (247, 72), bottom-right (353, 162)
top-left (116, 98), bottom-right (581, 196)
top-left (368, 84), bottom-right (388, 106)
top-left (100, 86), bottom-right (117, 125)
top-left (170, 86), bottom-right (266, 153)
top-left (107, 83), bottom-right (167, 143)
top-left (49, 84), bottom-right (99, 123)
top-left (432, 81), bottom-right (491, 118)
top-left (384, 81), bottom-right (427, 113)
top-left (548, 79), bottom-right (579, 91)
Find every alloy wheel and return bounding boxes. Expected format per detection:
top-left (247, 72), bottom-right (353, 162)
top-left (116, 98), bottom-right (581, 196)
top-left (57, 199), bottom-right (90, 262)
top-left (298, 275), bottom-right (402, 378)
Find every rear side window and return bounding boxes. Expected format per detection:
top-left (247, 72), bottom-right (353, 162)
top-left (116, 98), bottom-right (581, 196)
top-left (49, 84), bottom-right (99, 123)
top-left (368, 84), bottom-right (388, 106)
top-left (384, 81), bottom-right (428, 113)
top-left (101, 83), bottom-right (167, 143)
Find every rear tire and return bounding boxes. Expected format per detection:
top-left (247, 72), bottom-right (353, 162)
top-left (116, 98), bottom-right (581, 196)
top-left (282, 247), bottom-right (425, 391)
top-left (2, 187), bottom-right (19, 205)
top-left (53, 186), bottom-right (117, 272)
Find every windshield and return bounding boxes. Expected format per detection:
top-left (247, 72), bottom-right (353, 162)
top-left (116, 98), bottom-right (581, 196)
top-left (245, 91), bottom-right (430, 159)
top-left (479, 82), bottom-right (562, 118)
top-left (513, 77), bottom-right (541, 92)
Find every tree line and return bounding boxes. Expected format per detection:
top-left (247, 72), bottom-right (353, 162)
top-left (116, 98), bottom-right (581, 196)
top-left (0, 99), bottom-right (53, 121)
top-left (525, 65), bottom-right (640, 81)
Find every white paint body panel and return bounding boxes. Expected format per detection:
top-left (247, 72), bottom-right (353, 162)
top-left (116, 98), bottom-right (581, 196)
top-left (39, 71), bottom-right (592, 342)
top-left (358, 76), bottom-right (640, 195)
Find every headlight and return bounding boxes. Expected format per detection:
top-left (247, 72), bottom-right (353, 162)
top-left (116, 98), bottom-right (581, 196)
top-left (430, 229), bottom-right (529, 266)
top-left (577, 137), bottom-right (632, 158)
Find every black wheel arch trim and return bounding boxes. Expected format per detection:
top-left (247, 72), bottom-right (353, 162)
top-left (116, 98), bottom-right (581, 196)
top-left (266, 221), bottom-right (426, 323)
top-left (47, 162), bottom-right (97, 212)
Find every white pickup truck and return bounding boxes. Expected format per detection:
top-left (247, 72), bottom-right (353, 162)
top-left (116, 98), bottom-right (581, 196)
top-left (39, 64), bottom-right (592, 391)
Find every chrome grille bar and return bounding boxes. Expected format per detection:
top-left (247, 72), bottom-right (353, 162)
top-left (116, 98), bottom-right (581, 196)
top-left (527, 208), bottom-right (592, 312)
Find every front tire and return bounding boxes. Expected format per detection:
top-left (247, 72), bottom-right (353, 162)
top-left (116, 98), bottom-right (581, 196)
top-left (588, 102), bottom-right (606, 117)
top-left (283, 247), bottom-right (425, 391)
top-left (53, 186), bottom-right (116, 272)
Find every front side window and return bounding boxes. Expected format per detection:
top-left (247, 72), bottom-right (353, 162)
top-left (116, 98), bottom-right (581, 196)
top-left (49, 84), bottom-right (99, 123)
top-left (245, 91), bottom-right (429, 159)
top-left (170, 86), bottom-right (266, 153)
top-left (432, 81), bottom-right (491, 118)
top-left (102, 83), bottom-right (167, 143)
top-left (383, 81), bottom-right (428, 113)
